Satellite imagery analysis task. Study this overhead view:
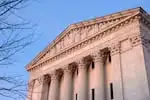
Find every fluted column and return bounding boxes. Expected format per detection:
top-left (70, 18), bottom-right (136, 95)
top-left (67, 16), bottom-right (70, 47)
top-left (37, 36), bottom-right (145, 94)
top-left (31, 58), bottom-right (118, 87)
top-left (63, 66), bottom-right (73, 100)
top-left (48, 71), bottom-right (60, 100)
top-left (78, 58), bottom-right (88, 100)
top-left (93, 51), bottom-right (105, 100)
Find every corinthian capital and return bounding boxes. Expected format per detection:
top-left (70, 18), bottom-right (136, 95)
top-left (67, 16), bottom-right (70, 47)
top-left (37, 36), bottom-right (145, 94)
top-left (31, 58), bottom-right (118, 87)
top-left (92, 51), bottom-right (103, 62)
top-left (28, 79), bottom-right (35, 89)
top-left (63, 66), bottom-right (72, 74)
top-left (78, 58), bottom-right (87, 69)
top-left (50, 69), bottom-right (62, 80)
top-left (36, 74), bottom-right (50, 85)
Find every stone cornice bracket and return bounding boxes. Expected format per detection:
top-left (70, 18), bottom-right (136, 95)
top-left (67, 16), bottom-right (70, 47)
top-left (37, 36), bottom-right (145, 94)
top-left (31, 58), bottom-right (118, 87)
top-left (110, 42), bottom-right (121, 56)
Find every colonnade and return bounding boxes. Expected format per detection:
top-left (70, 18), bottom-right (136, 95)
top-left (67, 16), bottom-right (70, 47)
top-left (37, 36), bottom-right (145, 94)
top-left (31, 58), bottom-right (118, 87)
top-left (28, 46), bottom-right (124, 100)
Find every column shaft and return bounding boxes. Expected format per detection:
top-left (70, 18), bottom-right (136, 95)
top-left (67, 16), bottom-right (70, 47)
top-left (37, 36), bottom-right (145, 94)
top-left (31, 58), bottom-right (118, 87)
top-left (93, 52), bottom-right (105, 100)
top-left (48, 73), bottom-right (60, 100)
top-left (27, 80), bottom-right (35, 100)
top-left (32, 76), bottom-right (49, 100)
top-left (63, 67), bottom-right (73, 100)
top-left (78, 59), bottom-right (88, 100)
top-left (111, 43), bottom-right (124, 100)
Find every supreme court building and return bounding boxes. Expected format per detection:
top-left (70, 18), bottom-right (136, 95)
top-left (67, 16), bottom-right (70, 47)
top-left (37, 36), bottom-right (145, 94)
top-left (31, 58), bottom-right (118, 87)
top-left (26, 7), bottom-right (150, 100)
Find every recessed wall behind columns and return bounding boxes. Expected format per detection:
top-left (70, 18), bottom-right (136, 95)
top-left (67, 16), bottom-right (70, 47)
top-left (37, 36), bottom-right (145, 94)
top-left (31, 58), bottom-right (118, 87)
top-left (121, 44), bottom-right (150, 100)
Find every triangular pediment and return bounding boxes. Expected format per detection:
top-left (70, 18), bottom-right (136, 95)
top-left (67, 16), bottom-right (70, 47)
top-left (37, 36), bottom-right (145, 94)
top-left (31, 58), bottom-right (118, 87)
top-left (26, 7), bottom-right (150, 71)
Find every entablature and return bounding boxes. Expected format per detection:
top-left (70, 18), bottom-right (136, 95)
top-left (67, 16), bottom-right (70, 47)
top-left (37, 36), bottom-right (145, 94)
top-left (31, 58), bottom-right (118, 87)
top-left (26, 7), bottom-right (150, 72)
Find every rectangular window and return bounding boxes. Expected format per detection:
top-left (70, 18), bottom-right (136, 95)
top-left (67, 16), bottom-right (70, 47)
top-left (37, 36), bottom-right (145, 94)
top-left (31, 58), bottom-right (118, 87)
top-left (92, 61), bottom-right (95, 69)
top-left (110, 83), bottom-right (114, 99)
top-left (76, 93), bottom-right (78, 100)
top-left (92, 89), bottom-right (95, 100)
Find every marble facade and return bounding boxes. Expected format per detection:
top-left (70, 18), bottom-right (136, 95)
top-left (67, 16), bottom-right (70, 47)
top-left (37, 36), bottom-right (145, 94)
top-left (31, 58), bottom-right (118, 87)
top-left (26, 7), bottom-right (150, 100)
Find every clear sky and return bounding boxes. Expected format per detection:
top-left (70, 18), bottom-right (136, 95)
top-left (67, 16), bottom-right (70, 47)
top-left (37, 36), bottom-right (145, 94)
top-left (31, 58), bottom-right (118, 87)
top-left (1, 0), bottom-right (150, 99)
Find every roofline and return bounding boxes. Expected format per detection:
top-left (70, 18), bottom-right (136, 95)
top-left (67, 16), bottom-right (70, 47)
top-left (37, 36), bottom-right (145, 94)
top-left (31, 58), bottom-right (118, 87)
top-left (26, 7), bottom-right (149, 71)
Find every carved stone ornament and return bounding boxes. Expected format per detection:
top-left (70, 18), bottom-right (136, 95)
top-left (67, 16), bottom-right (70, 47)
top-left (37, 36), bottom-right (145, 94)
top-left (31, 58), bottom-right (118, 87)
top-left (63, 66), bottom-right (72, 74)
top-left (110, 42), bottom-right (121, 56)
top-left (78, 58), bottom-right (87, 69)
top-left (36, 76), bottom-right (45, 85)
top-left (28, 80), bottom-right (35, 89)
top-left (50, 70), bottom-right (63, 80)
top-left (43, 74), bottom-right (51, 83)
top-left (92, 51), bottom-right (103, 63)
top-left (26, 7), bottom-right (145, 72)
top-left (130, 34), bottom-right (142, 46)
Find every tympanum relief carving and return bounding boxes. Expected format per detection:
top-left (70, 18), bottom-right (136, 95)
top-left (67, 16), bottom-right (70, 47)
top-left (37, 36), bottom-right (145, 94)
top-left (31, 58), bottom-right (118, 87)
top-left (40, 18), bottom-right (122, 61)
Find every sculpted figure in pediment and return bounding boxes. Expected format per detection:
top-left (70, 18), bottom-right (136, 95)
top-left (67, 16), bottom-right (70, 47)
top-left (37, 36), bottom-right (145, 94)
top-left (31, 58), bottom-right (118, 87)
top-left (87, 24), bottom-right (99, 36)
top-left (81, 27), bottom-right (90, 39)
top-left (68, 32), bottom-right (74, 45)
top-left (49, 47), bottom-right (55, 56)
top-left (74, 29), bottom-right (81, 43)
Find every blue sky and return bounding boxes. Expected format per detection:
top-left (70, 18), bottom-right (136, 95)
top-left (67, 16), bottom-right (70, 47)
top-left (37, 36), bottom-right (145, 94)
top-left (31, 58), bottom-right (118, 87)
top-left (1, 0), bottom-right (150, 99)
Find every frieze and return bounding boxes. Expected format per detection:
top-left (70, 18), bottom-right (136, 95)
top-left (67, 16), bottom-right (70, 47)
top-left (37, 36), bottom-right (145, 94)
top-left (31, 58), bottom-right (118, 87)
top-left (37, 17), bottom-right (123, 64)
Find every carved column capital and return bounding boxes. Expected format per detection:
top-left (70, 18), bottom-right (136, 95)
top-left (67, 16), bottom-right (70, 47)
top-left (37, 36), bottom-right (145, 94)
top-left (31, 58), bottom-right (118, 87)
top-left (28, 79), bottom-right (35, 89)
top-left (35, 74), bottom-right (50, 85)
top-left (50, 70), bottom-right (62, 80)
top-left (63, 66), bottom-right (72, 74)
top-left (78, 58), bottom-right (87, 69)
top-left (110, 42), bottom-right (121, 56)
top-left (92, 51), bottom-right (103, 62)
top-left (36, 76), bottom-right (44, 85)
top-left (43, 74), bottom-right (51, 83)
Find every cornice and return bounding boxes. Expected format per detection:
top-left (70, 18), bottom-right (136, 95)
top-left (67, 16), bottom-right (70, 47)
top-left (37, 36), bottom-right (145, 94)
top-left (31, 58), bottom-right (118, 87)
top-left (27, 13), bottom-right (141, 72)
top-left (26, 7), bottom-right (150, 72)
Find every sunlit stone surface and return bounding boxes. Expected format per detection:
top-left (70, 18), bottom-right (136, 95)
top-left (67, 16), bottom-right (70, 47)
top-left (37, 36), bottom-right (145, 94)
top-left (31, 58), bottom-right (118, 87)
top-left (26, 7), bottom-right (150, 100)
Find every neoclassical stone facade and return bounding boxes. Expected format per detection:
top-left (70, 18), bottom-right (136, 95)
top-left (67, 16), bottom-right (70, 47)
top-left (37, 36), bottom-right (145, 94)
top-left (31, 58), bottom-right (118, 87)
top-left (26, 7), bottom-right (150, 100)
